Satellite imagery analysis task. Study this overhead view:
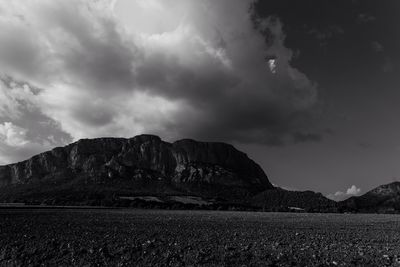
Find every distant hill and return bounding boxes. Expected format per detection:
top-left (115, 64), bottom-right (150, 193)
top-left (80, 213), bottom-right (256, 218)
top-left (0, 135), bottom-right (273, 206)
top-left (340, 182), bottom-right (400, 213)
top-left (252, 188), bottom-right (338, 212)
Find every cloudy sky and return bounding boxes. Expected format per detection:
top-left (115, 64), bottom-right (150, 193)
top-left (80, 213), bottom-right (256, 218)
top-left (0, 0), bottom-right (398, 200)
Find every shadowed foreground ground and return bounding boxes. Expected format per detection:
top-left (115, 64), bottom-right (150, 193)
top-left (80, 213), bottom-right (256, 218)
top-left (1, 209), bottom-right (400, 266)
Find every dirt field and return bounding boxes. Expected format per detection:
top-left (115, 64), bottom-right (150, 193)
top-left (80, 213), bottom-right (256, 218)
top-left (0, 209), bottom-right (400, 266)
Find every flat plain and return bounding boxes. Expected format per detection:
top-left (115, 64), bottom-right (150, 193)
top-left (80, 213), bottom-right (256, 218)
top-left (1, 209), bottom-right (400, 266)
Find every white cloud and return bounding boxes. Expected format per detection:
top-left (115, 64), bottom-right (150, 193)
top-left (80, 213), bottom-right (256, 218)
top-left (0, 78), bottom-right (72, 164)
top-left (346, 185), bottom-right (361, 195)
top-left (0, 122), bottom-right (28, 147)
top-left (0, 122), bottom-right (53, 165)
top-left (268, 59), bottom-right (277, 74)
top-left (327, 185), bottom-right (362, 201)
top-left (0, 78), bottom-right (35, 119)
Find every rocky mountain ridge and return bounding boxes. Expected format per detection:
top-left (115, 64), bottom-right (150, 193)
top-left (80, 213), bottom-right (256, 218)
top-left (0, 135), bottom-right (273, 202)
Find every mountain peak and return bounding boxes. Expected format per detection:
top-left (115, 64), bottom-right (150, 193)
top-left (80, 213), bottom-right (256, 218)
top-left (130, 134), bottom-right (162, 142)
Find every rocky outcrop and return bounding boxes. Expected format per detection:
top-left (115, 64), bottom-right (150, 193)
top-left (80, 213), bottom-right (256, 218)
top-left (0, 135), bottom-right (272, 199)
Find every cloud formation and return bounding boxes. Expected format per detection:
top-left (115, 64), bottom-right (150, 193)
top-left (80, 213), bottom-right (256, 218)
top-left (0, 122), bottom-right (42, 164)
top-left (0, 77), bottom-right (71, 164)
top-left (327, 185), bottom-right (362, 201)
top-left (0, 0), bottom-right (319, 163)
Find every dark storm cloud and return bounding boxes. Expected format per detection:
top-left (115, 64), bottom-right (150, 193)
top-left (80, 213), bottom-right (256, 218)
top-left (0, 22), bottom-right (45, 82)
top-left (70, 103), bottom-right (115, 127)
top-left (37, 1), bottom-right (137, 92)
top-left (132, 27), bottom-right (319, 144)
top-left (307, 25), bottom-right (344, 45)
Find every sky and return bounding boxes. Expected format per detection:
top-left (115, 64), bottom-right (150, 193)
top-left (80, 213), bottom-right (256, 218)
top-left (0, 0), bottom-right (398, 201)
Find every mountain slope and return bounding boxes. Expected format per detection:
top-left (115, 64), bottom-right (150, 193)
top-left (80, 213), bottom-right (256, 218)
top-left (252, 188), bottom-right (338, 212)
top-left (0, 135), bottom-right (273, 204)
top-left (341, 182), bottom-right (400, 213)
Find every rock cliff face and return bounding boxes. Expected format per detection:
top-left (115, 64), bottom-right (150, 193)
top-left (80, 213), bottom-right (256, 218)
top-left (0, 135), bottom-right (272, 199)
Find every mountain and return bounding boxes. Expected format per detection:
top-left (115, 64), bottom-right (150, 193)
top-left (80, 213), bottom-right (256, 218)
top-left (0, 135), bottom-right (273, 205)
top-left (0, 134), bottom-right (339, 211)
top-left (252, 188), bottom-right (338, 212)
top-left (340, 182), bottom-right (400, 213)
